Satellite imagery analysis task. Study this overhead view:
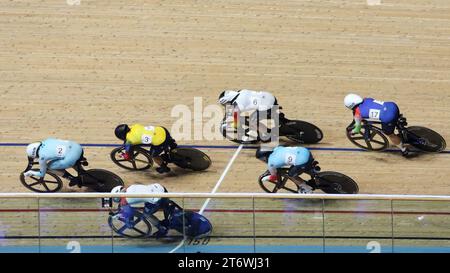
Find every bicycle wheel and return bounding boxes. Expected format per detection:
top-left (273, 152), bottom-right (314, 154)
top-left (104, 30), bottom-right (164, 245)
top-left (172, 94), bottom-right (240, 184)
top-left (406, 126), bottom-right (446, 153)
top-left (281, 120), bottom-right (323, 144)
top-left (315, 171), bottom-right (359, 194)
top-left (170, 148), bottom-right (212, 171)
top-left (110, 146), bottom-right (153, 171)
top-left (108, 210), bottom-right (152, 238)
top-left (346, 124), bottom-right (389, 151)
top-left (258, 171), bottom-right (299, 193)
top-left (81, 169), bottom-right (124, 192)
top-left (20, 170), bottom-right (63, 193)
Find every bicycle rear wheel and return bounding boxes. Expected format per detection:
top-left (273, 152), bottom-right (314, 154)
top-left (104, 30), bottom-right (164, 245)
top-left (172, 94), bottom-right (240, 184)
top-left (281, 120), bottom-right (323, 144)
top-left (258, 171), bottom-right (299, 193)
top-left (110, 146), bottom-right (153, 171)
top-left (170, 148), bottom-right (211, 171)
top-left (81, 169), bottom-right (124, 192)
top-left (108, 210), bottom-right (152, 238)
top-left (315, 171), bottom-right (359, 194)
top-left (346, 124), bottom-right (389, 151)
top-left (20, 170), bottom-right (63, 193)
top-left (406, 126), bottom-right (446, 153)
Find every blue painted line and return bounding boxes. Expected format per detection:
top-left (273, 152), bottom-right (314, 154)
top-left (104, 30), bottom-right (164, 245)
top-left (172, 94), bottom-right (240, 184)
top-left (1, 142), bottom-right (449, 153)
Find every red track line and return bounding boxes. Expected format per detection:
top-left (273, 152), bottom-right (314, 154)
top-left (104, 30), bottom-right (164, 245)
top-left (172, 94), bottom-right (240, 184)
top-left (0, 208), bottom-right (449, 216)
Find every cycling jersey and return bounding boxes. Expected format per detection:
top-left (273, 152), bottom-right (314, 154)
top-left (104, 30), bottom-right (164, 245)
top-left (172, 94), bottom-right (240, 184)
top-left (125, 124), bottom-right (167, 146)
top-left (354, 98), bottom-right (400, 134)
top-left (267, 146), bottom-right (311, 174)
top-left (34, 138), bottom-right (83, 177)
top-left (232, 89), bottom-right (277, 112)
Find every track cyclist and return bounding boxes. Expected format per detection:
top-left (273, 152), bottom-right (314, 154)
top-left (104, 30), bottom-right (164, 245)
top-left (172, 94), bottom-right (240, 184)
top-left (256, 146), bottom-right (315, 194)
top-left (24, 138), bottom-right (85, 187)
top-left (114, 123), bottom-right (178, 173)
top-left (344, 93), bottom-right (409, 156)
top-left (218, 89), bottom-right (282, 139)
top-left (111, 183), bottom-right (171, 238)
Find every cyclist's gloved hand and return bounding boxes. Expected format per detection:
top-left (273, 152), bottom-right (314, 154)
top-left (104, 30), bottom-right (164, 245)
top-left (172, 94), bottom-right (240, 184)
top-left (24, 170), bottom-right (42, 177)
top-left (351, 124), bottom-right (362, 135)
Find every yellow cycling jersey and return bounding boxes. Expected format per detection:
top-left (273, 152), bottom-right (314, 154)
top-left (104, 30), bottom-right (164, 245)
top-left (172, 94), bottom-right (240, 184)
top-left (126, 124), bottom-right (167, 146)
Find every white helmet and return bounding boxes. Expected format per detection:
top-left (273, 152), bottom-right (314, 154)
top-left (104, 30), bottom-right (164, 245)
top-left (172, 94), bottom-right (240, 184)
top-left (111, 186), bottom-right (124, 203)
top-left (147, 183), bottom-right (167, 204)
top-left (218, 90), bottom-right (239, 105)
top-left (26, 142), bottom-right (41, 158)
top-left (344, 93), bottom-right (363, 109)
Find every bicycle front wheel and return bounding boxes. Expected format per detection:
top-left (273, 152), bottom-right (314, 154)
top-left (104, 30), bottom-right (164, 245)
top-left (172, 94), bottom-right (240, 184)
top-left (108, 210), bottom-right (152, 238)
top-left (20, 170), bottom-right (63, 193)
top-left (258, 170), bottom-right (299, 193)
top-left (110, 146), bottom-right (153, 171)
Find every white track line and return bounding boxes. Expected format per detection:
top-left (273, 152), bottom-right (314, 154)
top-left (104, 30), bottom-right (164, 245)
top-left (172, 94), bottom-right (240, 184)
top-left (169, 144), bottom-right (244, 253)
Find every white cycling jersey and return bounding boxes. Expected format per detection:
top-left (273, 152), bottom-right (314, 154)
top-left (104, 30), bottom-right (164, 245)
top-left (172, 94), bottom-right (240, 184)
top-left (233, 89), bottom-right (276, 112)
top-left (124, 184), bottom-right (162, 206)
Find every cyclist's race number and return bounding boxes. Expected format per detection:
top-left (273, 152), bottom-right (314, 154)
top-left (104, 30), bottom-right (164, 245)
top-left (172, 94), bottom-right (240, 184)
top-left (56, 145), bottom-right (67, 158)
top-left (141, 134), bottom-right (152, 144)
top-left (369, 109), bottom-right (381, 120)
top-left (285, 153), bottom-right (296, 165)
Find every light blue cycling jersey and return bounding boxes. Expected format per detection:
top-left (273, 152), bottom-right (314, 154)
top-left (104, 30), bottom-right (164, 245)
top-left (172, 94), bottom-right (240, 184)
top-left (267, 146), bottom-right (311, 173)
top-left (35, 138), bottom-right (83, 177)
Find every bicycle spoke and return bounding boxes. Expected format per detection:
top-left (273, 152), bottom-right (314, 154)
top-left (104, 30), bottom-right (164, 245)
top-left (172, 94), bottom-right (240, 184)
top-left (370, 130), bottom-right (378, 139)
top-left (118, 224), bottom-right (129, 234)
top-left (42, 183), bottom-right (50, 191)
top-left (352, 136), bottom-right (365, 140)
top-left (134, 159), bottom-right (149, 164)
top-left (365, 139), bottom-right (373, 149)
top-left (29, 176), bottom-right (40, 182)
top-left (28, 181), bottom-right (43, 187)
top-left (42, 180), bottom-right (59, 184)
top-left (131, 160), bottom-right (137, 169)
top-left (371, 139), bottom-right (385, 145)
top-left (132, 227), bottom-right (147, 235)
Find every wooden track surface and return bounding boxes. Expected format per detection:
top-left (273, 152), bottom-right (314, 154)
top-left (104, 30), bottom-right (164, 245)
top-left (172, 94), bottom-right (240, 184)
top-left (0, 0), bottom-right (450, 251)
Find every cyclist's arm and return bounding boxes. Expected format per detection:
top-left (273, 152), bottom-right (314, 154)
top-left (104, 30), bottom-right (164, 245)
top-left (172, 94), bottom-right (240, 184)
top-left (353, 107), bottom-right (362, 132)
top-left (124, 141), bottom-right (133, 153)
top-left (36, 156), bottom-right (57, 178)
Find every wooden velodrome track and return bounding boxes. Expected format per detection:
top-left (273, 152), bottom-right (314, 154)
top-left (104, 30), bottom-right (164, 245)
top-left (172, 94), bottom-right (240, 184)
top-left (0, 0), bottom-right (450, 252)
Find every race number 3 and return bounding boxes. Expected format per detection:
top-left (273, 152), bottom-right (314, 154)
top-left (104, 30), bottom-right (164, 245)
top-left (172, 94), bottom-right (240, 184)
top-left (55, 145), bottom-right (67, 158)
top-left (369, 109), bottom-right (381, 120)
top-left (141, 135), bottom-right (152, 144)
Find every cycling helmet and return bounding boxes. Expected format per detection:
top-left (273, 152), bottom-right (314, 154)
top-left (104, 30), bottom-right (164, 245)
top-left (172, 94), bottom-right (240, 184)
top-left (111, 185), bottom-right (124, 203)
top-left (147, 183), bottom-right (167, 204)
top-left (344, 93), bottom-right (363, 110)
top-left (114, 124), bottom-right (131, 140)
top-left (255, 147), bottom-right (273, 162)
top-left (218, 90), bottom-right (239, 105)
top-left (26, 142), bottom-right (42, 158)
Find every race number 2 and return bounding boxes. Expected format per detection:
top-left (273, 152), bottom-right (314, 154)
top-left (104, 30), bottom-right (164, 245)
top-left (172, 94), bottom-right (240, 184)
top-left (55, 145), bottom-right (67, 158)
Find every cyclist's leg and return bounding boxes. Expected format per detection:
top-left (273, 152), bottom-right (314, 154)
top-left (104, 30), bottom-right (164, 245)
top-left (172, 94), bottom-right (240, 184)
top-left (49, 146), bottom-right (83, 186)
top-left (288, 155), bottom-right (315, 193)
top-left (382, 105), bottom-right (408, 155)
